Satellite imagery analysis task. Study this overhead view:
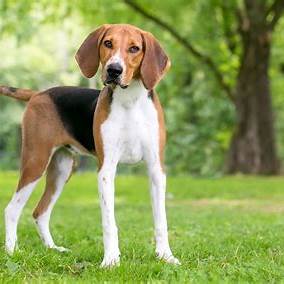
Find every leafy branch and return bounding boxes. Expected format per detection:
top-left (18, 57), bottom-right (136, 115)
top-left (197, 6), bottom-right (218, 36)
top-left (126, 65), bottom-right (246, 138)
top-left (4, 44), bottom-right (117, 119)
top-left (123, 0), bottom-right (234, 102)
top-left (266, 0), bottom-right (284, 30)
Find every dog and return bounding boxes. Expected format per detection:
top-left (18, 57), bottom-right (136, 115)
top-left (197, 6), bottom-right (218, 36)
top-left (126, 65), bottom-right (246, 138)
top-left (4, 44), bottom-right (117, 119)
top-left (1, 24), bottom-right (180, 267)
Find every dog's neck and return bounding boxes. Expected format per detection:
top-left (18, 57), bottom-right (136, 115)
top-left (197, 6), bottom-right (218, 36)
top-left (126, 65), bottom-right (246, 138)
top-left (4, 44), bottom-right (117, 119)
top-left (111, 80), bottom-right (149, 108)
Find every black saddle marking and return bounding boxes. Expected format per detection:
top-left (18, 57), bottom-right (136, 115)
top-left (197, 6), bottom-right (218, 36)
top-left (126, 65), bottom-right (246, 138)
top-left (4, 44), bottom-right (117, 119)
top-left (48, 86), bottom-right (101, 152)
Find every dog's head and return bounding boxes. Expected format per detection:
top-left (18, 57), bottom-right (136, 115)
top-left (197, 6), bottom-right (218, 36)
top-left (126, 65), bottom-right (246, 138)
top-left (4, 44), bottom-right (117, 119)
top-left (75, 24), bottom-right (170, 90)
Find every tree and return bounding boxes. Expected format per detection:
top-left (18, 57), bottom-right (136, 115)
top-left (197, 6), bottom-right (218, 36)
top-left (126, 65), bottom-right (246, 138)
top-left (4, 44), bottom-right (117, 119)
top-left (124, 0), bottom-right (284, 174)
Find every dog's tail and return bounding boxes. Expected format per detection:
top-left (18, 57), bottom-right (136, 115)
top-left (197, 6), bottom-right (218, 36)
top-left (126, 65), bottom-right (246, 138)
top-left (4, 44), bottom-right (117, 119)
top-left (0, 86), bottom-right (38, 102)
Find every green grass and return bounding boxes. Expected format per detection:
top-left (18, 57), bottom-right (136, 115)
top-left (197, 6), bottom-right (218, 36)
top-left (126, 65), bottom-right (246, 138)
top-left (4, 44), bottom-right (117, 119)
top-left (1, 172), bottom-right (284, 283)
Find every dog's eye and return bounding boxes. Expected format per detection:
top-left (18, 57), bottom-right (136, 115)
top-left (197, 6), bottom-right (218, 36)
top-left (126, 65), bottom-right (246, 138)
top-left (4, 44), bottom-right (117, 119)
top-left (104, 40), bottom-right (113, 49)
top-left (129, 46), bottom-right (140, 53)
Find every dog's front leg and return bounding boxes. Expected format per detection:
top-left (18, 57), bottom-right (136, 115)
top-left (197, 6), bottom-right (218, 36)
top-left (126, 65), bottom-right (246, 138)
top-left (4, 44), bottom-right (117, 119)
top-left (98, 163), bottom-right (120, 268)
top-left (148, 163), bottom-right (180, 265)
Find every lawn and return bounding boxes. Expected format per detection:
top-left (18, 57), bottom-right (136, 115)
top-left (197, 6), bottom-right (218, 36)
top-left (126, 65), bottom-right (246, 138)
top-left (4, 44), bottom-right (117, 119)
top-left (0, 172), bottom-right (284, 283)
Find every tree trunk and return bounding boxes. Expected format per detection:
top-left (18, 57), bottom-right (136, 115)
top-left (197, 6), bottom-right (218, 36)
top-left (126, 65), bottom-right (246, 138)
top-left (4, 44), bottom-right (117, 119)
top-left (226, 3), bottom-right (279, 174)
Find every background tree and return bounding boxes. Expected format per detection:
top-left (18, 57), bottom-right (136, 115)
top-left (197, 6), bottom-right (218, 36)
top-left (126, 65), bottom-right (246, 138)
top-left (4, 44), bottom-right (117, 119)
top-left (124, 0), bottom-right (284, 174)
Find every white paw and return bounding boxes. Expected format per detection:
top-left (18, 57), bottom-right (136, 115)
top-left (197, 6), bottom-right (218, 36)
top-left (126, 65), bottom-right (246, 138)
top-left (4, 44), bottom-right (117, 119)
top-left (5, 246), bottom-right (15, 256)
top-left (49, 245), bottom-right (71, 253)
top-left (100, 253), bottom-right (120, 268)
top-left (156, 251), bottom-right (181, 265)
top-left (5, 241), bottom-right (16, 255)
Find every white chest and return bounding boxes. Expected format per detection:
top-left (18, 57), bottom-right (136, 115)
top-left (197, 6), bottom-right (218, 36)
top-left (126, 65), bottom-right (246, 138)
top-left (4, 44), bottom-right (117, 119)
top-left (100, 81), bottom-right (159, 165)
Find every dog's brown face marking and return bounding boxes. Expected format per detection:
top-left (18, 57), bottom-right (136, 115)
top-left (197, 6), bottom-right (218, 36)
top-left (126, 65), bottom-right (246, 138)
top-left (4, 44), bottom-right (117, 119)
top-left (75, 24), bottom-right (170, 90)
top-left (99, 25), bottom-right (144, 87)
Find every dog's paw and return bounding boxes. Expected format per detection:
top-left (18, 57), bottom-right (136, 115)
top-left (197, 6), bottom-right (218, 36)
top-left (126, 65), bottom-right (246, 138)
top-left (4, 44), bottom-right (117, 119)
top-left (49, 245), bottom-right (71, 253)
top-left (156, 251), bottom-right (181, 265)
top-left (5, 241), bottom-right (17, 255)
top-left (5, 246), bottom-right (15, 256)
top-left (100, 252), bottom-right (120, 268)
top-left (162, 254), bottom-right (181, 265)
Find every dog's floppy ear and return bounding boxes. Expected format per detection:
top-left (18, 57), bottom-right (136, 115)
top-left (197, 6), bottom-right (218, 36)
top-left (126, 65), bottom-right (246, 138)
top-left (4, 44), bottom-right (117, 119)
top-left (75, 25), bottom-right (110, 78)
top-left (140, 32), bottom-right (170, 90)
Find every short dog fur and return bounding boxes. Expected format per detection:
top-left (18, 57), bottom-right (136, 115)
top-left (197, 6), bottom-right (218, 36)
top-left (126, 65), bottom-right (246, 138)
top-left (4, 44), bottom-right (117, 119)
top-left (1, 24), bottom-right (180, 267)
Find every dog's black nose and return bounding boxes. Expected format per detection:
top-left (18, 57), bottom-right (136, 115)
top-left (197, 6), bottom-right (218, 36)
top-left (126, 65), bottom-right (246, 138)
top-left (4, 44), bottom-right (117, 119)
top-left (107, 63), bottom-right (123, 79)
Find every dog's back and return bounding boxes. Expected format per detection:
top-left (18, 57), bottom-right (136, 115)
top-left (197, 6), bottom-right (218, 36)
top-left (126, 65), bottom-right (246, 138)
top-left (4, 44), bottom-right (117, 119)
top-left (47, 86), bottom-right (100, 152)
top-left (0, 85), bottom-right (101, 152)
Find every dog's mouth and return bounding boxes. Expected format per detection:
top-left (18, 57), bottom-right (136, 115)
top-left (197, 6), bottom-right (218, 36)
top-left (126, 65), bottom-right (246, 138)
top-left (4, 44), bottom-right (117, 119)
top-left (103, 78), bottom-right (128, 89)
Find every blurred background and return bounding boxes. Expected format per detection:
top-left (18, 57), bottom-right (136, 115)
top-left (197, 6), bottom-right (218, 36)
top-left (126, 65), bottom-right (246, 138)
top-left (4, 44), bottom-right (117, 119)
top-left (0, 0), bottom-right (283, 176)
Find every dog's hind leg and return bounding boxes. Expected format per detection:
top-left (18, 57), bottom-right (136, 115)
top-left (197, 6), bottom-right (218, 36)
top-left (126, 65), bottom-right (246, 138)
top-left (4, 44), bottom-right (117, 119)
top-left (4, 95), bottom-right (71, 254)
top-left (5, 144), bottom-right (53, 255)
top-left (33, 148), bottom-right (74, 252)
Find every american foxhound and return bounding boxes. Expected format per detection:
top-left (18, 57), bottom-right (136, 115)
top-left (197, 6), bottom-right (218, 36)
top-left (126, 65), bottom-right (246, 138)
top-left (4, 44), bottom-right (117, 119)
top-left (1, 24), bottom-right (180, 267)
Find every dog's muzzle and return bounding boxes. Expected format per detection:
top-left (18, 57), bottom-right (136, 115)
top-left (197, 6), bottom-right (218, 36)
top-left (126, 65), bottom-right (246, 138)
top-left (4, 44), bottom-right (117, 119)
top-left (104, 63), bottom-right (128, 89)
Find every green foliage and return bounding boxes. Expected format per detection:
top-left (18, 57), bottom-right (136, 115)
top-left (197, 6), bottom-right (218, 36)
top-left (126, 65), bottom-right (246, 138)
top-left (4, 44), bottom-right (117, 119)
top-left (0, 1), bottom-right (283, 175)
top-left (1, 173), bottom-right (284, 281)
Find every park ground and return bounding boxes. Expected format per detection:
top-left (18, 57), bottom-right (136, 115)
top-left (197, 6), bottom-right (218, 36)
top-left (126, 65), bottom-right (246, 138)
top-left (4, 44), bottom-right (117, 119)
top-left (0, 172), bottom-right (284, 282)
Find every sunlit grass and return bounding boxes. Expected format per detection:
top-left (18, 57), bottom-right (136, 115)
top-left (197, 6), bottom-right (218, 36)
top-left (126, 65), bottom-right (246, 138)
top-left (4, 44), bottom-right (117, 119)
top-left (0, 172), bottom-right (284, 282)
